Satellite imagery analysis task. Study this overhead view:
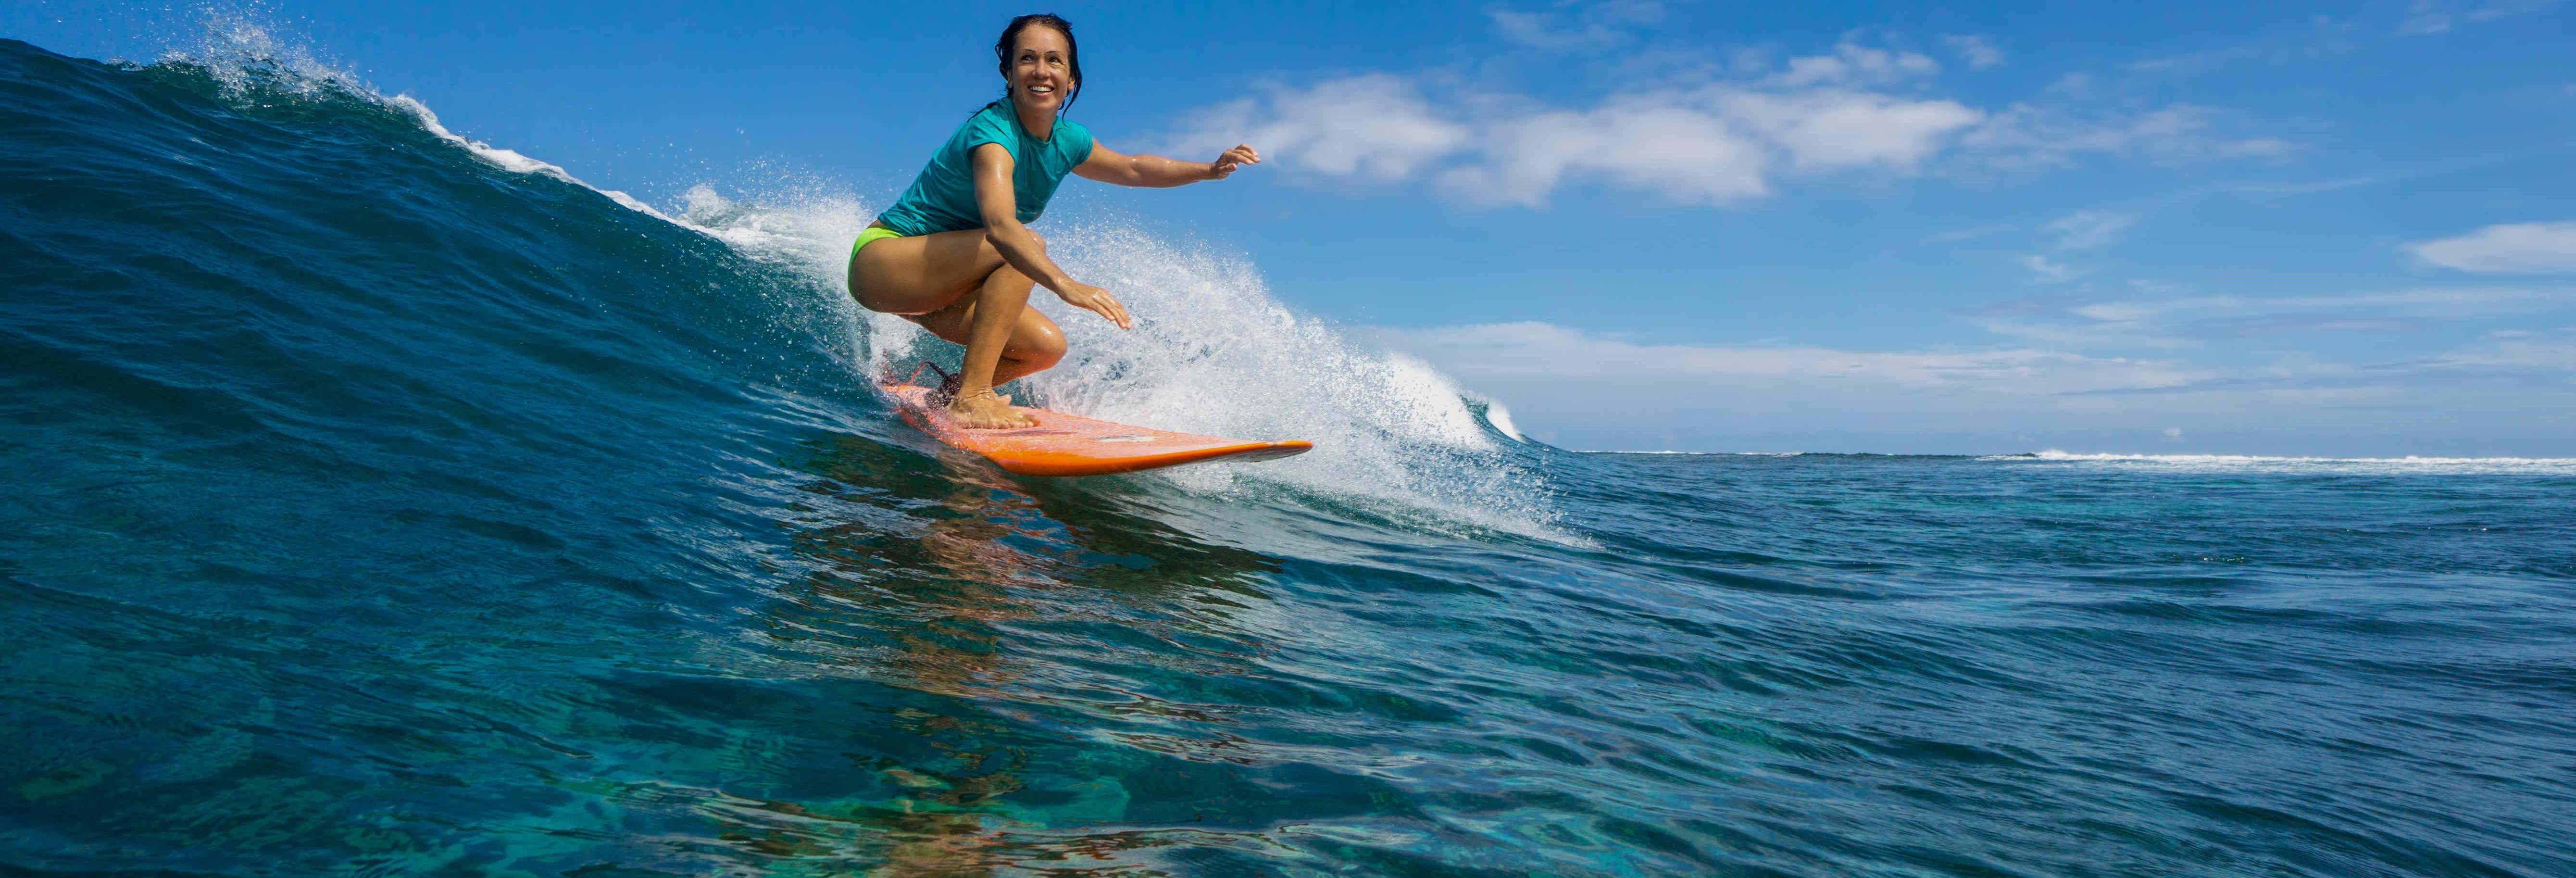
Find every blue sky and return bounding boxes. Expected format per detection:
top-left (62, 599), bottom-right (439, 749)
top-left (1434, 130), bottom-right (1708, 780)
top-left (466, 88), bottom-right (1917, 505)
top-left (10, 0), bottom-right (2575, 454)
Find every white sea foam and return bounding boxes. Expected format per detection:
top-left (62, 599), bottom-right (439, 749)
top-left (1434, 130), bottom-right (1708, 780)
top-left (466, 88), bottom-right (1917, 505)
top-left (665, 183), bottom-right (891, 371)
top-left (388, 96), bottom-right (679, 224)
top-left (176, 17), bottom-right (367, 101)
top-left (1023, 225), bottom-right (1556, 534)
top-left (1986, 450), bottom-right (2576, 475)
top-left (1481, 399), bottom-right (1524, 442)
top-left (683, 195), bottom-right (1565, 537)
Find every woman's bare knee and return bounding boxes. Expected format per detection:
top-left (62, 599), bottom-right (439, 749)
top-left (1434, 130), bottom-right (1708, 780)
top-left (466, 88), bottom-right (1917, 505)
top-left (1009, 313), bottom-right (1066, 368)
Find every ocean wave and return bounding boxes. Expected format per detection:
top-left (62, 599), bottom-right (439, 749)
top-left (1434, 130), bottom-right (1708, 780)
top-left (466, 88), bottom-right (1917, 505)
top-left (147, 21), bottom-right (1566, 538)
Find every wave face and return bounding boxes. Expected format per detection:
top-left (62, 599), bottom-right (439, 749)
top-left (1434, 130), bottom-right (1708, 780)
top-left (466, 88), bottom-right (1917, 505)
top-left (6, 36), bottom-right (2576, 878)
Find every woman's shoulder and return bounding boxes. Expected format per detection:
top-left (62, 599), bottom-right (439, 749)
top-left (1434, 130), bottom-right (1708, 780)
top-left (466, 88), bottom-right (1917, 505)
top-left (953, 101), bottom-right (1020, 151)
top-left (1050, 115), bottom-right (1095, 154)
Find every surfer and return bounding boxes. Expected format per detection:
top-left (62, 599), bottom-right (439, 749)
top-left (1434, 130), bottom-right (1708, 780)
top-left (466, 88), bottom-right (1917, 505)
top-left (847, 13), bottom-right (1260, 429)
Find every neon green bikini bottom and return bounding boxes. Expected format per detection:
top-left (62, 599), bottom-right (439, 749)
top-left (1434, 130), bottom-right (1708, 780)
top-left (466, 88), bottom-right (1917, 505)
top-left (851, 225), bottom-right (908, 259)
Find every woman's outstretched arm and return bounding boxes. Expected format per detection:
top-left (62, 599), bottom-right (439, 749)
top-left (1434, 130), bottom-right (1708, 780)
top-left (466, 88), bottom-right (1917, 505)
top-left (1073, 141), bottom-right (1260, 188)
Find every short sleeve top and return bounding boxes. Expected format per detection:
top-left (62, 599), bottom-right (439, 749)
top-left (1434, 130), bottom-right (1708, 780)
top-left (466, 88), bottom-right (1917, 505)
top-left (874, 101), bottom-right (1095, 237)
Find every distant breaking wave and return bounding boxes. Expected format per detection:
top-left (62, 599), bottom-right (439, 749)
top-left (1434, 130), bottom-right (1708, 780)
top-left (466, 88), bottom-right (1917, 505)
top-left (1986, 450), bottom-right (2576, 475)
top-left (1571, 449), bottom-right (2576, 477)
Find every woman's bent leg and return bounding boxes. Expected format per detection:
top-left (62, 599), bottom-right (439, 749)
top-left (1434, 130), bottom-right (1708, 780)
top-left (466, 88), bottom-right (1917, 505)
top-left (944, 264), bottom-right (1037, 428)
top-left (850, 228), bottom-right (1065, 428)
top-left (905, 298), bottom-right (1067, 389)
top-left (846, 228), bottom-right (1011, 315)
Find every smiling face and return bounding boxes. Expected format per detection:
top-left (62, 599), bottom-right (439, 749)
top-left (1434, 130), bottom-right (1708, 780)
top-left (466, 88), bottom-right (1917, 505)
top-left (1003, 24), bottom-right (1074, 117)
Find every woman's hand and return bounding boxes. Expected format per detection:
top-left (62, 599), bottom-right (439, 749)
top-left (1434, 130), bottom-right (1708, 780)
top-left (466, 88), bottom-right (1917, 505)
top-left (1055, 281), bottom-right (1133, 330)
top-left (1207, 144), bottom-right (1261, 180)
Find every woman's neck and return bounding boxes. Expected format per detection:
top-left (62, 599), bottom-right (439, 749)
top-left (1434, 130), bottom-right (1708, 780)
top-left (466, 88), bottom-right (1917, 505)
top-left (1009, 98), bottom-right (1056, 143)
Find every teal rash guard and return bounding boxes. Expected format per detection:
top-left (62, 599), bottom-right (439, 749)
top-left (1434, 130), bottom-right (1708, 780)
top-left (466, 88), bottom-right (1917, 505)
top-left (874, 100), bottom-right (1096, 237)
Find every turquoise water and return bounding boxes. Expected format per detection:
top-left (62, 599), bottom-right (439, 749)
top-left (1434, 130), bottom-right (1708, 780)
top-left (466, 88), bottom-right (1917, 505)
top-left (4, 36), bottom-right (2574, 877)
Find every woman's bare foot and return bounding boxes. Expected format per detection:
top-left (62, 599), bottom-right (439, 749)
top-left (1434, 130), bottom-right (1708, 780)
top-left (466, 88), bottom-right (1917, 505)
top-left (947, 388), bottom-right (1034, 429)
top-left (930, 371), bottom-right (1010, 407)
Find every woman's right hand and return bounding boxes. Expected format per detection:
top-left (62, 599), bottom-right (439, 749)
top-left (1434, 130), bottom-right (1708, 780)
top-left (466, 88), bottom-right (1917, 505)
top-left (1055, 281), bottom-right (1133, 330)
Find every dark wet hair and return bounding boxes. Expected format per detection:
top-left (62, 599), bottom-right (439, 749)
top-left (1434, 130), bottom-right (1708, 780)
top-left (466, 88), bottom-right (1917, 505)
top-left (995, 13), bottom-right (1081, 115)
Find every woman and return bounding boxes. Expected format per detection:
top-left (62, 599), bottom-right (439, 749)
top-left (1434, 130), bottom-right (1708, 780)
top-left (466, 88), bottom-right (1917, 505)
top-left (848, 13), bottom-right (1260, 428)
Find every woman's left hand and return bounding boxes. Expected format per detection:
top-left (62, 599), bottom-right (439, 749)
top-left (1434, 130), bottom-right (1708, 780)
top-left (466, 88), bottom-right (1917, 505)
top-left (1208, 144), bottom-right (1261, 180)
top-left (1055, 281), bottom-right (1133, 330)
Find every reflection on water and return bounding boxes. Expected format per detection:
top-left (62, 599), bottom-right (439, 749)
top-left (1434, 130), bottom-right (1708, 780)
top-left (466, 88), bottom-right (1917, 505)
top-left (717, 433), bottom-right (1291, 875)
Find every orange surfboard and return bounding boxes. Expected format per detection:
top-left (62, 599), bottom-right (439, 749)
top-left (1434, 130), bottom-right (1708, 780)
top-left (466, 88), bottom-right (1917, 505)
top-left (881, 382), bottom-right (1313, 477)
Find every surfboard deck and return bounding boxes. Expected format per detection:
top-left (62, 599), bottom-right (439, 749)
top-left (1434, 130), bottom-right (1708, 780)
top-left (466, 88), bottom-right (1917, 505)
top-left (881, 382), bottom-right (1313, 477)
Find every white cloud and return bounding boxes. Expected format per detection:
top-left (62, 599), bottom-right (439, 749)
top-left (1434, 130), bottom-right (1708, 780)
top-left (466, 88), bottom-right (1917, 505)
top-left (2047, 210), bottom-right (2133, 250)
top-left (2020, 254), bottom-right (2081, 283)
top-left (2429, 327), bottom-right (2576, 369)
top-left (1446, 82), bottom-right (1980, 204)
top-left (1977, 317), bottom-right (2197, 351)
top-left (2128, 46), bottom-right (2255, 75)
top-left (1711, 88), bottom-right (1983, 172)
top-left (2398, 0), bottom-right (2458, 34)
top-left (1770, 41), bottom-right (1942, 87)
top-left (1167, 35), bottom-right (2289, 207)
top-left (2112, 287), bottom-right (2576, 320)
top-left (1167, 40), bottom-right (1982, 208)
top-left (1168, 75), bottom-right (1468, 181)
top-left (1438, 100), bottom-right (1772, 206)
top-left (1384, 321), bottom-right (2194, 387)
top-left (1979, 286), bottom-right (2576, 348)
top-left (1942, 35), bottom-right (2006, 69)
top-left (2397, 0), bottom-right (2562, 36)
top-left (1489, 11), bottom-right (1618, 50)
top-left (1488, 1), bottom-right (1664, 50)
top-left (1963, 103), bottom-right (2292, 170)
top-left (2407, 222), bottom-right (2576, 274)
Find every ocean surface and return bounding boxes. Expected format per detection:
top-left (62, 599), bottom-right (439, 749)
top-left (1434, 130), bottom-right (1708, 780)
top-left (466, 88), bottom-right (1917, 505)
top-left (5, 34), bottom-right (2574, 878)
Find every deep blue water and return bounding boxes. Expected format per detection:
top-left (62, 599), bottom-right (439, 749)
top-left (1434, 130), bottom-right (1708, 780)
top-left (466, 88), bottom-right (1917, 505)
top-left (4, 37), bottom-right (2574, 877)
